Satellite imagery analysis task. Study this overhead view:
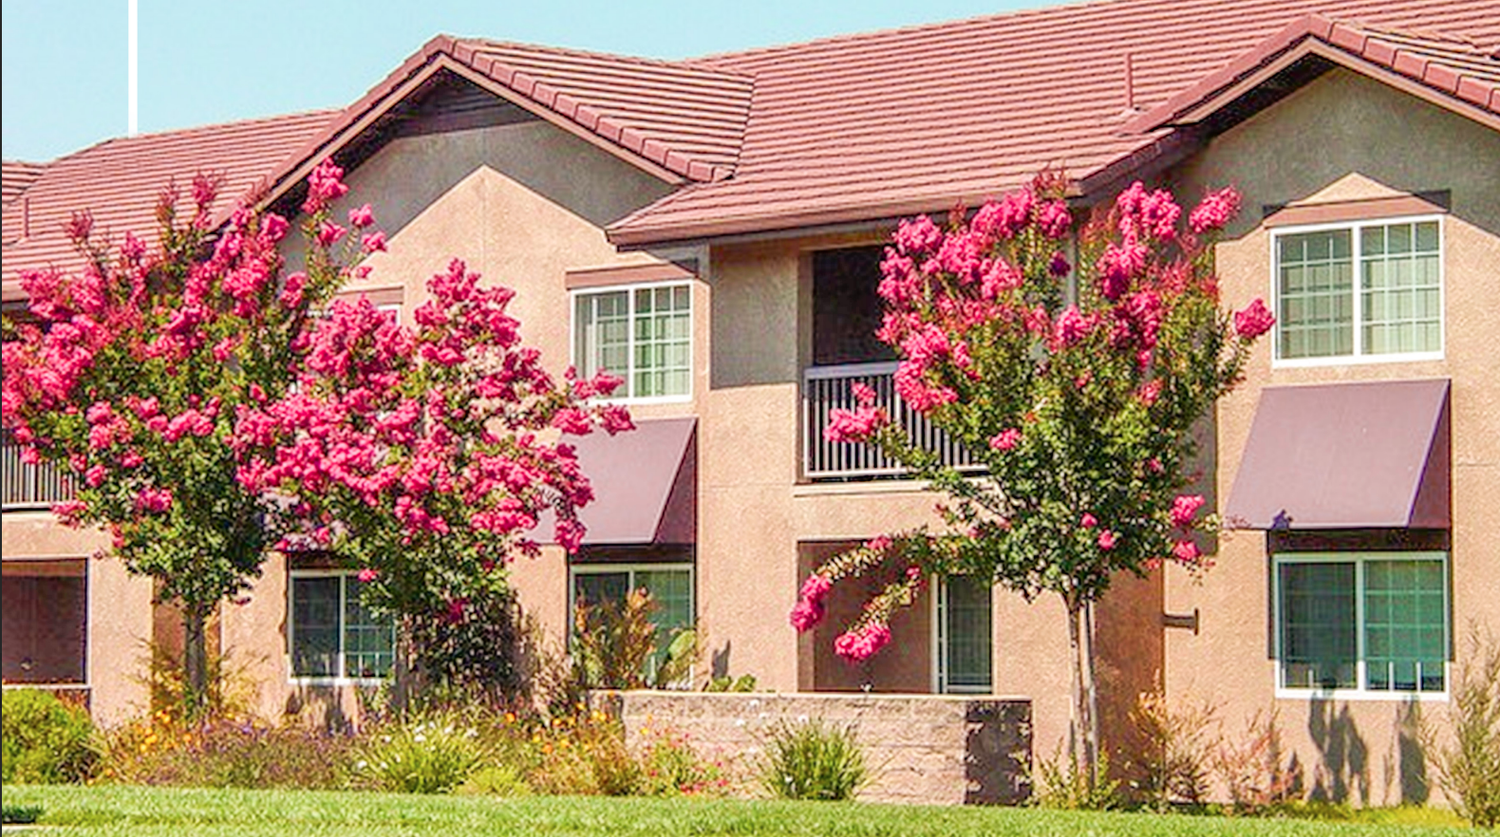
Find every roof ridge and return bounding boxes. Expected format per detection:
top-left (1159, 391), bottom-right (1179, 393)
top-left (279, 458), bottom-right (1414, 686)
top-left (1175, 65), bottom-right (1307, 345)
top-left (459, 36), bottom-right (755, 80)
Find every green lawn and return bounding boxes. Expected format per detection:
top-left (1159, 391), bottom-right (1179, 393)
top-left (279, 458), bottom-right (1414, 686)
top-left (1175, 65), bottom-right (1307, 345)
top-left (0, 785), bottom-right (1477, 836)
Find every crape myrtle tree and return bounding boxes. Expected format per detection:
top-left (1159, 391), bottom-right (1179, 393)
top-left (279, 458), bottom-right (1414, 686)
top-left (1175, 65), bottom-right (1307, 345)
top-left (232, 209), bottom-right (633, 708)
top-left (0, 166), bottom-right (365, 710)
top-left (789, 174), bottom-right (1274, 790)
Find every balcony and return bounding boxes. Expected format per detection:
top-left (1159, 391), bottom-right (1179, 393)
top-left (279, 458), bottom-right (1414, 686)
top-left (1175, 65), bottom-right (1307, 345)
top-left (1, 439), bottom-right (74, 510)
top-left (803, 361), bottom-right (982, 480)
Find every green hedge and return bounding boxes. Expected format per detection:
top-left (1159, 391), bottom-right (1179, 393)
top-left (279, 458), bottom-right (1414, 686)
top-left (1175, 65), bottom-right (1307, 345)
top-left (1, 689), bottom-right (98, 784)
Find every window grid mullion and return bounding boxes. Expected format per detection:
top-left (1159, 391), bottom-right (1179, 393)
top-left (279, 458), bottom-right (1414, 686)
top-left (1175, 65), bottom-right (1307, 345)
top-left (338, 574), bottom-right (349, 680)
top-left (1352, 225), bottom-right (1364, 358)
top-left (1355, 558), bottom-right (1366, 691)
top-left (626, 290), bottom-right (637, 399)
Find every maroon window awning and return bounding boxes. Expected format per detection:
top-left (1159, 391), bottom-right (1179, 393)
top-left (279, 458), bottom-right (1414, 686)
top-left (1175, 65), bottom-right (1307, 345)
top-left (1224, 379), bottom-right (1450, 530)
top-left (564, 416), bottom-right (696, 546)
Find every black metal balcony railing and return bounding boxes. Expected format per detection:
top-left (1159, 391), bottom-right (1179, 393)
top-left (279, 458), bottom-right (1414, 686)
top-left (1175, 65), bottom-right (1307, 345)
top-left (1, 440), bottom-right (75, 509)
top-left (802, 361), bottom-right (982, 480)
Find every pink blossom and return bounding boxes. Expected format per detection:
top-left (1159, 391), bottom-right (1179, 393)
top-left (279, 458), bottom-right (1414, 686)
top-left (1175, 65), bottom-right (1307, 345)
top-left (1048, 252), bottom-right (1071, 278)
top-left (893, 215), bottom-right (942, 255)
top-left (1172, 540), bottom-right (1201, 564)
top-left (1098, 530), bottom-right (1118, 551)
top-left (1038, 201), bottom-right (1071, 239)
top-left (864, 535), bottom-right (892, 553)
top-left (834, 622), bottom-right (893, 662)
top-left (1100, 239), bottom-right (1146, 301)
top-left (347, 204), bottom-right (375, 228)
top-left (135, 487), bottom-right (173, 513)
top-left (1233, 298), bottom-right (1275, 339)
top-left (1080, 513), bottom-right (1097, 529)
top-left (361, 232), bottom-right (388, 254)
top-left (261, 213), bottom-right (290, 242)
top-left (1188, 187), bottom-right (1241, 234)
top-left (1137, 379), bottom-right (1162, 406)
top-left (989, 427), bottom-right (1022, 451)
top-left (1053, 305), bottom-right (1094, 348)
top-left (1171, 494), bottom-right (1205, 528)
top-left (357, 568), bottom-right (379, 583)
top-left (302, 158), bottom-right (349, 215)
top-left (789, 599), bottom-right (825, 632)
top-left (85, 464), bottom-right (108, 487)
top-left (800, 573), bottom-right (833, 604)
top-left (316, 222), bottom-right (347, 247)
top-left (851, 382), bottom-right (878, 408)
top-left (824, 405), bottom-right (887, 443)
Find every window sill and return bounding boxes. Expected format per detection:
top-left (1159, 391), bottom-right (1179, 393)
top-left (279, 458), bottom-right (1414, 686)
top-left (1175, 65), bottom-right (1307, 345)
top-left (1275, 687), bottom-right (1448, 703)
top-left (1271, 351), bottom-right (1443, 370)
top-left (288, 677), bottom-right (389, 688)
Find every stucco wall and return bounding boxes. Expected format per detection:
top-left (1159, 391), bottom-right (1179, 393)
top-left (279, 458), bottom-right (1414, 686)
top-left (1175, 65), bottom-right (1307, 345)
top-left (602, 690), bottom-right (1032, 805)
top-left (1166, 67), bottom-right (1500, 805)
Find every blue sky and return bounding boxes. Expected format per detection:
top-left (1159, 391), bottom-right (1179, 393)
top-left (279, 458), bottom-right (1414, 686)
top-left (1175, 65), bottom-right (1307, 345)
top-left (2, 0), bottom-right (1055, 162)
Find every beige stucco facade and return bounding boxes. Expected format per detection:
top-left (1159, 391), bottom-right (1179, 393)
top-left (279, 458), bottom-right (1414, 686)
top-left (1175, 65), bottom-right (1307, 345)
top-left (1165, 68), bottom-right (1500, 805)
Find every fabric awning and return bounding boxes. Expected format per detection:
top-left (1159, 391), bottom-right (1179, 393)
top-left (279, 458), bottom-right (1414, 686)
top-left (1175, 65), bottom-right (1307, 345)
top-left (1224, 379), bottom-right (1449, 530)
top-left (564, 416), bottom-right (696, 545)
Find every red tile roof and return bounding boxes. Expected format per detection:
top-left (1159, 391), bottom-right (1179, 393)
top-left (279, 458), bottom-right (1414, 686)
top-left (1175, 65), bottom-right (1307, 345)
top-left (1, 161), bottom-right (45, 212)
top-left (1, 111), bottom-right (336, 292)
top-left (1127, 13), bottom-right (1500, 133)
top-left (607, 0), bottom-right (1499, 246)
top-left (251, 35), bottom-right (754, 209)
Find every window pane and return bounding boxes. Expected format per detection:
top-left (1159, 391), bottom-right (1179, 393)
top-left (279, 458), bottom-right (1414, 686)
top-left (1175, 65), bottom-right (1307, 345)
top-left (575, 291), bottom-right (631, 390)
top-left (1279, 562), bottom-right (1357, 689)
top-left (631, 286), bottom-right (690, 397)
top-left (574, 572), bottom-right (630, 609)
top-left (1278, 231), bottom-right (1352, 359)
top-left (944, 576), bottom-right (993, 691)
top-left (1364, 559), bottom-right (1445, 692)
top-left (1362, 222), bottom-right (1440, 355)
top-left (291, 577), bottom-right (340, 678)
top-left (344, 579), bottom-right (394, 679)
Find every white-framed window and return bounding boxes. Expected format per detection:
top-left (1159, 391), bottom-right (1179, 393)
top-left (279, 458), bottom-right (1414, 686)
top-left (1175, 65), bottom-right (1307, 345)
top-left (933, 575), bottom-right (993, 694)
top-left (288, 570), bottom-right (396, 682)
top-left (572, 282), bottom-right (692, 401)
top-left (569, 563), bottom-right (694, 675)
top-left (1274, 551), bottom-right (1448, 699)
top-left (1271, 216), bottom-right (1443, 365)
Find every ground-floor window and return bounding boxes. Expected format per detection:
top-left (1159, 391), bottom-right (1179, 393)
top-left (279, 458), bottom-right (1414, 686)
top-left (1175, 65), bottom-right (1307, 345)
top-left (569, 563), bottom-right (693, 678)
top-left (1275, 551), bottom-right (1447, 696)
top-left (935, 575), bottom-right (992, 693)
top-left (288, 571), bottom-right (395, 682)
top-left (0, 566), bottom-right (86, 684)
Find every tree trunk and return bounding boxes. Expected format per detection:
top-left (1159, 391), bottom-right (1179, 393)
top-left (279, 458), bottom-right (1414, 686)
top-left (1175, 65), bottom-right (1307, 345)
top-left (1084, 599), bottom-right (1101, 791)
top-left (390, 618), bottom-right (419, 715)
top-left (182, 603), bottom-right (210, 718)
top-left (1064, 595), bottom-right (1098, 793)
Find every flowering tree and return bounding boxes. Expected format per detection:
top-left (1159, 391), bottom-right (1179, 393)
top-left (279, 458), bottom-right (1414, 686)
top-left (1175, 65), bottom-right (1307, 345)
top-left (234, 246), bottom-right (633, 706)
top-left (789, 175), bottom-right (1273, 789)
top-left (0, 166), bottom-right (365, 709)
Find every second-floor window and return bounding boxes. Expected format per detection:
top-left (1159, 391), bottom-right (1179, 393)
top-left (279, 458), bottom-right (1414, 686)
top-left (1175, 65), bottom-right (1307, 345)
top-left (573, 283), bottom-right (691, 400)
top-left (1273, 217), bottom-right (1442, 363)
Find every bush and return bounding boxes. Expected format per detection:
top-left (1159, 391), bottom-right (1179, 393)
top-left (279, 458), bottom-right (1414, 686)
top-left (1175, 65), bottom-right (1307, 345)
top-left (1423, 626), bottom-right (1500, 829)
top-left (1030, 744), bottom-right (1121, 810)
top-left (352, 713), bottom-right (485, 793)
top-left (757, 718), bottom-right (868, 801)
top-left (1, 689), bottom-right (98, 784)
top-left (100, 712), bottom-right (355, 789)
top-left (638, 726), bottom-right (731, 796)
top-left (1125, 690), bottom-right (1220, 809)
top-left (1214, 707), bottom-right (1298, 814)
top-left (455, 764), bottom-right (532, 797)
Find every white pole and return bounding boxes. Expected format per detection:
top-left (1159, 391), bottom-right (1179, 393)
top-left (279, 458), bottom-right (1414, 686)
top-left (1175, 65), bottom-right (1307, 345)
top-left (128, 0), bottom-right (138, 135)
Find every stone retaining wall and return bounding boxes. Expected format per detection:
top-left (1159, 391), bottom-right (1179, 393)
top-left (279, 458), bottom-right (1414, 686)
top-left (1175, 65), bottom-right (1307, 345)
top-left (597, 691), bottom-right (1031, 805)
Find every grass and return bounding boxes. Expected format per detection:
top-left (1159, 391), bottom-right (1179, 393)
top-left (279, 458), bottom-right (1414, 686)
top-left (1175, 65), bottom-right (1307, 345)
top-left (0, 785), bottom-right (1479, 836)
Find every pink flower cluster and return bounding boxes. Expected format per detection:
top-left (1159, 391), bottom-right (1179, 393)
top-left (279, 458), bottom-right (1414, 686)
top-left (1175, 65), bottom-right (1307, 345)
top-left (1171, 494), bottom-right (1205, 529)
top-left (989, 427), bottom-right (1022, 451)
top-left (1188, 187), bottom-right (1241, 235)
top-left (789, 573), bottom-right (833, 632)
top-left (834, 622), bottom-right (892, 662)
top-left (1233, 298), bottom-right (1275, 339)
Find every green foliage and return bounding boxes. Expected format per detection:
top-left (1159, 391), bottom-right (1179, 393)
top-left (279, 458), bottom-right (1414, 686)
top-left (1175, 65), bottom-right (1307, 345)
top-left (757, 719), bottom-right (868, 801)
top-left (352, 713), bottom-right (485, 794)
top-left (1422, 626), bottom-right (1500, 829)
top-left (1, 689), bottom-right (98, 784)
top-left (454, 764), bottom-right (532, 797)
top-left (404, 572), bottom-right (522, 702)
top-left (1, 804), bottom-right (42, 824)
top-left (705, 674), bottom-right (758, 692)
top-left (638, 726), bottom-right (730, 796)
top-left (1125, 690), bottom-right (1221, 809)
top-left (1030, 745), bottom-right (1121, 811)
top-left (572, 588), bottom-right (697, 690)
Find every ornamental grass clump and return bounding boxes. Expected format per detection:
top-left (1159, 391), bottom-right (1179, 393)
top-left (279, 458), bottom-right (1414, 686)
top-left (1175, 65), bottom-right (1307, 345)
top-left (1422, 626), bottom-right (1500, 829)
top-left (757, 718), bottom-right (868, 801)
top-left (352, 713), bottom-right (485, 794)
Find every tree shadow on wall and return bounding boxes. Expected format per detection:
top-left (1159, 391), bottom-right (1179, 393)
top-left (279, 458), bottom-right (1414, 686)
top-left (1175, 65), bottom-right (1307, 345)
top-left (1306, 698), bottom-right (1370, 804)
top-left (1383, 700), bottom-right (1429, 805)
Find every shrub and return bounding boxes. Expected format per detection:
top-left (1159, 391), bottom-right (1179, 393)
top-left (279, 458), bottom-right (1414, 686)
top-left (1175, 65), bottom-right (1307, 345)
top-left (1, 689), bottom-right (98, 784)
top-left (1214, 707), bottom-right (1298, 814)
top-left (455, 764), bottom-right (532, 797)
top-left (352, 713), bottom-right (485, 793)
top-left (638, 726), bottom-right (731, 796)
top-left (1423, 626), bottom-right (1500, 829)
top-left (1029, 744), bottom-right (1121, 810)
top-left (100, 711), bottom-right (355, 789)
top-left (523, 712), bottom-right (641, 796)
top-left (757, 718), bottom-right (868, 801)
top-left (1125, 690), bottom-right (1221, 809)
